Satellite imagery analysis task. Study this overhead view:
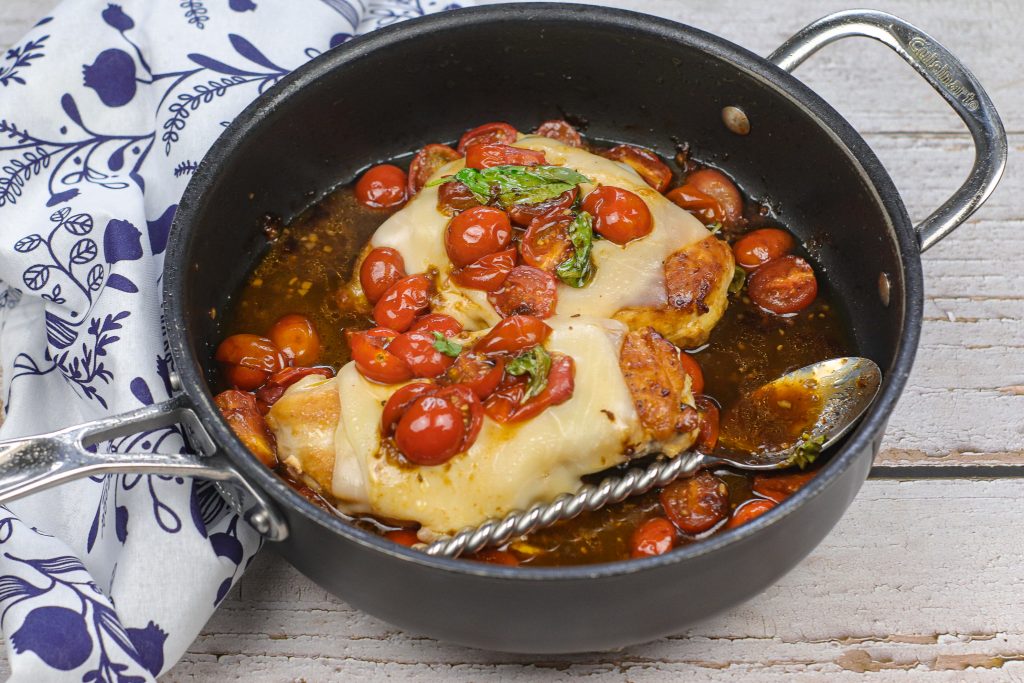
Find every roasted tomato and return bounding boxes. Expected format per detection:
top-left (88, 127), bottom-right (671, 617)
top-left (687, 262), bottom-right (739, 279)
top-left (347, 327), bottom-right (412, 384)
top-left (373, 274), bottom-right (433, 332)
top-left (678, 351), bottom-right (704, 395)
top-left (215, 390), bottom-right (277, 467)
top-left (686, 168), bottom-right (742, 224)
top-left (619, 328), bottom-right (699, 442)
top-left (465, 143), bottom-right (546, 169)
top-left (660, 471), bottom-right (729, 535)
top-left (489, 265), bottom-right (558, 318)
top-left (474, 315), bottom-right (552, 355)
top-left (359, 247), bottom-right (406, 304)
top-left (394, 384), bottom-right (483, 465)
top-left (451, 248), bottom-right (517, 292)
top-left (484, 354), bottom-right (575, 424)
top-left (256, 366), bottom-right (334, 409)
top-left (507, 187), bottom-right (577, 227)
top-left (693, 395), bottom-right (721, 453)
top-left (752, 470), bottom-right (817, 504)
top-left (215, 334), bottom-right (287, 390)
top-left (747, 255), bottom-right (818, 314)
top-left (410, 313), bottom-right (463, 337)
top-left (732, 228), bottom-right (796, 270)
top-left (408, 143), bottom-right (461, 194)
top-left (534, 119), bottom-right (583, 147)
top-left (445, 206), bottom-right (513, 268)
top-left (665, 184), bottom-right (725, 225)
top-left (388, 330), bottom-right (458, 378)
top-left (384, 529), bottom-right (421, 547)
top-left (437, 180), bottom-right (481, 214)
top-left (355, 164), bottom-right (408, 209)
top-left (604, 144), bottom-right (672, 192)
top-left (269, 313), bottom-right (321, 366)
top-left (444, 352), bottom-right (505, 399)
top-left (630, 517), bottom-right (677, 558)
top-left (726, 499), bottom-right (776, 529)
top-left (581, 185), bottom-right (652, 245)
top-left (520, 212), bottom-right (573, 272)
top-left (381, 381), bottom-right (437, 435)
top-left (457, 122), bottom-right (519, 153)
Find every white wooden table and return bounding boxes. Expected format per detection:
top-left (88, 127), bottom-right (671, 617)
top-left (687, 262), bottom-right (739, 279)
top-left (3, 1), bottom-right (1023, 680)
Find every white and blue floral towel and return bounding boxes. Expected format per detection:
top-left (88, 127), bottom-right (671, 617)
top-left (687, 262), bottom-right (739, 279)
top-left (0, 0), bottom-right (464, 679)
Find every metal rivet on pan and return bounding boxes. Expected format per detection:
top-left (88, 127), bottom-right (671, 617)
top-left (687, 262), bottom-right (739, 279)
top-left (722, 106), bottom-right (750, 135)
top-left (169, 372), bottom-right (182, 391)
top-left (878, 272), bottom-right (891, 307)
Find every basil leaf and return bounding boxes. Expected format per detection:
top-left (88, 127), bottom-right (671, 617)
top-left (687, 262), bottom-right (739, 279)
top-left (431, 331), bottom-right (462, 358)
top-left (505, 345), bottom-right (552, 402)
top-left (555, 211), bottom-right (595, 288)
top-left (786, 432), bottom-right (825, 470)
top-left (728, 266), bottom-right (747, 295)
top-left (430, 165), bottom-right (590, 209)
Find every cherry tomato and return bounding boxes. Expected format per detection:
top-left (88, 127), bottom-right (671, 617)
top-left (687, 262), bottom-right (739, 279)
top-left (687, 168), bottom-right (742, 223)
top-left (474, 315), bottom-right (552, 355)
top-left (215, 334), bottom-right (287, 390)
top-left (355, 164), bottom-right (408, 209)
top-left (395, 395), bottom-right (466, 465)
top-left (445, 206), bottom-right (513, 268)
top-left (215, 390), bottom-right (277, 467)
top-left (747, 255), bottom-right (818, 314)
top-left (484, 354), bottom-right (574, 424)
top-left (387, 330), bottom-right (457, 378)
top-left (604, 144), bottom-right (672, 192)
top-left (678, 352), bottom-right (704, 395)
top-left (381, 381), bottom-right (437, 435)
top-left (507, 187), bottom-right (577, 227)
top-left (665, 184), bottom-right (725, 225)
top-left (444, 352), bottom-right (505, 399)
top-left (457, 121), bottom-right (518, 153)
top-left (660, 471), bottom-right (729, 535)
top-left (347, 327), bottom-right (412, 384)
top-left (726, 499), bottom-right (776, 529)
top-left (732, 228), bottom-right (796, 269)
top-left (269, 313), bottom-right (321, 365)
top-left (465, 143), bottom-right (546, 169)
top-left (384, 529), bottom-right (421, 547)
top-left (256, 366), bottom-right (334, 409)
top-left (534, 119), bottom-right (583, 147)
top-left (693, 395), bottom-right (720, 453)
top-left (410, 313), bottom-right (463, 337)
top-left (373, 274), bottom-right (433, 332)
top-left (752, 470), bottom-right (816, 504)
top-left (489, 265), bottom-right (558, 319)
top-left (435, 384), bottom-right (484, 450)
top-left (359, 247), bottom-right (407, 304)
top-left (630, 517), bottom-right (677, 558)
top-left (408, 143), bottom-right (461, 194)
top-left (437, 180), bottom-right (481, 214)
top-left (520, 213), bottom-right (573, 272)
top-left (581, 186), bottom-right (653, 245)
top-left (472, 549), bottom-right (520, 566)
top-left (451, 248), bottom-right (517, 292)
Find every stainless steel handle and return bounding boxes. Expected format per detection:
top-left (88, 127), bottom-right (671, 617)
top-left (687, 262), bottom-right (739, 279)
top-left (768, 10), bottom-right (1007, 252)
top-left (0, 395), bottom-right (288, 541)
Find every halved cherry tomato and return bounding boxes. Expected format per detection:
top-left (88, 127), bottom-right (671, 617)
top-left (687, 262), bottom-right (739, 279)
top-left (451, 248), bottom-right (517, 292)
top-left (215, 390), bottom-right (277, 467)
top-left (660, 471), bottom-right (729, 535)
top-left (732, 228), bottom-right (796, 270)
top-left (384, 529), bottom-right (421, 547)
top-left (256, 366), bottom-right (334, 409)
top-left (408, 144), bottom-right (461, 194)
top-left (507, 188), bottom-right (577, 227)
top-left (534, 119), bottom-right (583, 147)
top-left (381, 381), bottom-right (437, 435)
top-left (472, 549), bottom-right (520, 566)
top-left (410, 313), bottom-right (463, 337)
top-left (604, 145), bottom-right (672, 192)
top-left (435, 384), bottom-right (484, 451)
top-left (269, 313), bottom-right (321, 366)
top-left (693, 395), bottom-right (720, 453)
top-left (678, 352), bottom-right (704, 395)
top-left (687, 168), bottom-right (742, 224)
top-left (465, 143), bottom-right (546, 169)
top-left (489, 265), bottom-right (558, 318)
top-left (457, 122), bottom-right (518, 153)
top-left (445, 206), bottom-right (513, 268)
top-left (726, 499), bottom-right (776, 529)
top-left (444, 352), bottom-right (505, 399)
top-left (359, 247), bottom-right (406, 304)
top-left (373, 274), bottom-right (433, 332)
top-left (387, 330), bottom-right (457, 378)
top-left (484, 354), bottom-right (575, 424)
top-left (395, 394), bottom-right (465, 465)
top-left (355, 164), bottom-right (408, 209)
top-left (437, 180), bottom-right (481, 214)
top-left (630, 517), bottom-right (677, 558)
top-left (747, 255), bottom-right (818, 314)
top-left (347, 327), bottom-right (412, 384)
top-left (581, 186), bottom-right (652, 245)
top-left (215, 334), bottom-right (287, 390)
top-left (520, 213), bottom-right (573, 272)
top-left (474, 315), bottom-right (552, 355)
top-left (752, 470), bottom-right (816, 504)
top-left (665, 184), bottom-right (725, 225)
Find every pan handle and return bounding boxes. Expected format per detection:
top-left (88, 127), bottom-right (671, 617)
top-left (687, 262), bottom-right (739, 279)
top-left (768, 10), bottom-right (1007, 252)
top-left (0, 394), bottom-right (288, 541)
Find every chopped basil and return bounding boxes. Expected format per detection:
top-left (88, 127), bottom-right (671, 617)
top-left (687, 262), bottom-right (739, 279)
top-left (708, 221), bottom-right (724, 235)
top-left (429, 165), bottom-right (590, 209)
top-left (505, 345), bottom-right (552, 402)
top-left (728, 266), bottom-right (747, 295)
top-left (431, 331), bottom-right (462, 358)
top-left (786, 432), bottom-right (825, 469)
top-left (555, 211), bottom-right (595, 288)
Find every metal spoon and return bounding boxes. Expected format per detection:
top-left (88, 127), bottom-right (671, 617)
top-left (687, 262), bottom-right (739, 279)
top-left (424, 357), bottom-right (881, 558)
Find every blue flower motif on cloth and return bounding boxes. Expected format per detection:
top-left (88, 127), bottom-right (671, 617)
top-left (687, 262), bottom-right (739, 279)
top-left (180, 1), bottom-right (210, 30)
top-left (0, 30), bottom-right (49, 88)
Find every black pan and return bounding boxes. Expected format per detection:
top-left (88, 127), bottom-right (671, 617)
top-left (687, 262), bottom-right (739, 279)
top-left (0, 5), bottom-right (1005, 653)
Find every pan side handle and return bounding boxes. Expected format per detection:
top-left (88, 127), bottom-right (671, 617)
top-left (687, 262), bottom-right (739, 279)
top-left (0, 395), bottom-right (288, 541)
top-left (768, 10), bottom-right (1007, 252)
